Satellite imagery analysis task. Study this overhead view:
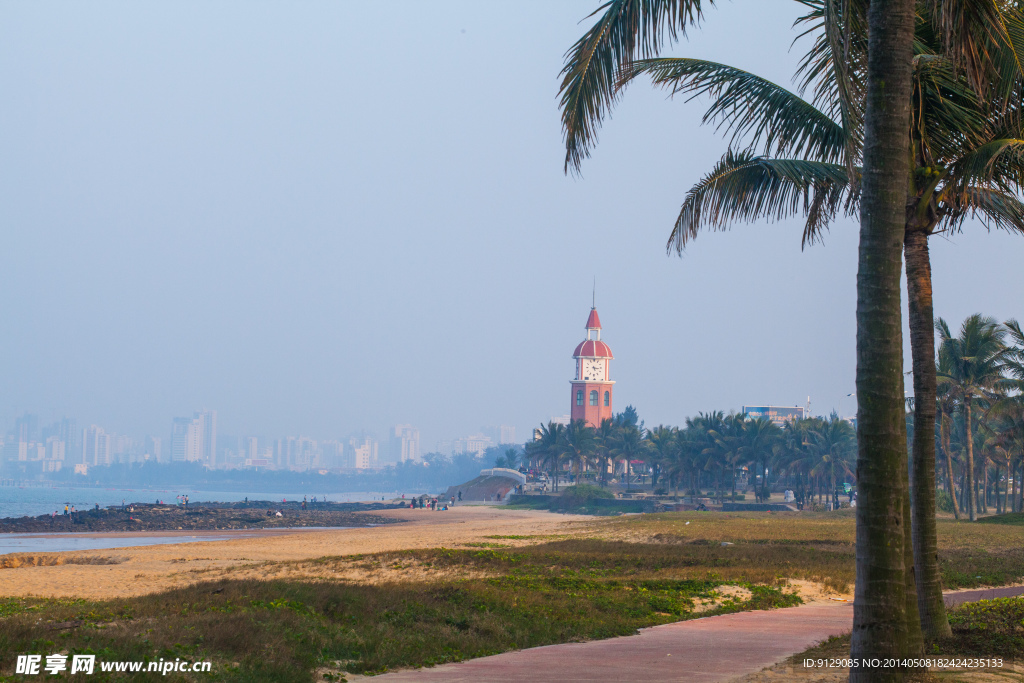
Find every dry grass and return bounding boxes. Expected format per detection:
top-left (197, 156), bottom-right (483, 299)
top-left (0, 554), bottom-right (124, 569)
top-left (593, 511), bottom-right (1024, 592)
top-left (0, 541), bottom-right (801, 683)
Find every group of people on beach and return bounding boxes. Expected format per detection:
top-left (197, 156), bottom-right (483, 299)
top-left (408, 496), bottom-right (454, 511)
top-left (49, 505), bottom-right (76, 525)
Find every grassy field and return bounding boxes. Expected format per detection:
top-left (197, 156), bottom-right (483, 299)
top-left (594, 510), bottom-right (1024, 592)
top-left (2, 510), bottom-right (1023, 682)
top-left (0, 540), bottom-right (798, 682)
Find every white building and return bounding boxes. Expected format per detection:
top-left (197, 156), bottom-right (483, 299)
top-left (82, 425), bottom-right (111, 466)
top-left (170, 416), bottom-right (204, 462)
top-left (145, 435), bottom-right (163, 463)
top-left (45, 435), bottom-right (65, 462)
top-left (348, 437), bottom-right (378, 469)
top-left (452, 434), bottom-right (492, 456)
top-left (195, 410), bottom-right (217, 467)
top-left (484, 425), bottom-right (517, 445)
top-left (390, 424), bottom-right (420, 464)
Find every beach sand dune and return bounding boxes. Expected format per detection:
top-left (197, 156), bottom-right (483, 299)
top-left (0, 507), bottom-right (593, 600)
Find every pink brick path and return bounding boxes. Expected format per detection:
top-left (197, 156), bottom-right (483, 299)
top-left (359, 586), bottom-right (1024, 683)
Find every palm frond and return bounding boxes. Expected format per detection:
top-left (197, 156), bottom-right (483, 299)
top-left (559, 0), bottom-right (713, 175)
top-left (927, 0), bottom-right (1018, 101)
top-left (618, 58), bottom-right (846, 162)
top-left (913, 54), bottom-right (989, 164)
top-left (943, 138), bottom-right (1024, 198)
top-left (667, 149), bottom-right (854, 253)
top-left (1003, 318), bottom-right (1024, 388)
top-left (793, 0), bottom-right (868, 168)
top-left (940, 186), bottom-right (1024, 235)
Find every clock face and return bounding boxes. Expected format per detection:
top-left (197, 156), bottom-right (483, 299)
top-left (582, 359), bottom-right (604, 381)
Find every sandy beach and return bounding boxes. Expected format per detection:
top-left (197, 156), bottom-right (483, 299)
top-left (0, 506), bottom-right (595, 600)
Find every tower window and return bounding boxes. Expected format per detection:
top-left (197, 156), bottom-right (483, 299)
top-left (576, 390), bottom-right (583, 406)
top-left (589, 390), bottom-right (598, 406)
top-left (604, 391), bottom-right (610, 406)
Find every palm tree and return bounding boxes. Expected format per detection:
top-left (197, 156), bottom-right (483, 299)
top-left (737, 417), bottom-right (782, 503)
top-left (937, 354), bottom-right (963, 519)
top-left (557, 0), bottom-right (1020, 652)
top-left (646, 425), bottom-right (678, 492)
top-left (563, 419), bottom-right (597, 484)
top-left (495, 447), bottom-right (521, 470)
top-left (526, 422), bottom-right (567, 492)
top-left (1004, 319), bottom-right (1024, 390)
top-left (937, 315), bottom-right (1008, 521)
top-left (851, 0), bottom-right (924, 661)
top-left (706, 415), bottom-right (745, 499)
top-left (990, 398), bottom-right (1024, 514)
top-left (610, 419), bottom-right (649, 491)
top-left (558, 0), bottom-right (1017, 647)
top-left (805, 414), bottom-right (856, 510)
top-left (593, 417), bottom-right (618, 487)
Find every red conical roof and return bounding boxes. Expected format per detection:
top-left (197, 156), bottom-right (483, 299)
top-left (573, 340), bottom-right (614, 358)
top-left (585, 308), bottom-right (602, 329)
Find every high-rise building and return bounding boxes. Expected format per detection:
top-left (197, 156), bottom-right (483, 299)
top-left (292, 437), bottom-right (318, 470)
top-left (60, 418), bottom-right (78, 459)
top-left (483, 425), bottom-right (517, 446)
top-left (389, 425), bottom-right (420, 464)
top-left (82, 425), bottom-right (111, 466)
top-left (321, 440), bottom-right (344, 469)
top-left (14, 413), bottom-right (38, 445)
top-left (348, 437), bottom-right (377, 469)
top-left (145, 435), bottom-right (163, 462)
top-left (570, 306), bottom-right (615, 428)
top-left (452, 434), bottom-right (492, 456)
top-left (170, 417), bottom-right (204, 462)
top-left (45, 436), bottom-right (65, 462)
top-left (194, 410), bottom-right (217, 467)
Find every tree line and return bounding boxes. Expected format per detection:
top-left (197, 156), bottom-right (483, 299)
top-left (521, 407), bottom-right (857, 509)
top-left (934, 315), bottom-right (1024, 520)
top-left (558, 0), bottom-right (1024, 663)
top-left (518, 313), bottom-right (1024, 514)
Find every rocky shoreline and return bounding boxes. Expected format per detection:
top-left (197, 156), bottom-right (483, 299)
top-left (0, 501), bottom-right (406, 534)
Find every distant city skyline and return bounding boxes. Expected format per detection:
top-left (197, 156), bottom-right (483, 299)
top-left (0, 406), bottom-right (522, 474)
top-left (3, 2), bottom-right (1020, 453)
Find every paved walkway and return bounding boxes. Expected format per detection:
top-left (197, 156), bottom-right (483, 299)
top-left (357, 586), bottom-right (1024, 683)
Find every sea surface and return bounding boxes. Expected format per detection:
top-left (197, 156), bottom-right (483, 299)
top-left (0, 486), bottom-right (404, 520)
top-left (0, 532), bottom-right (240, 555)
top-left (0, 528), bottom-right (355, 555)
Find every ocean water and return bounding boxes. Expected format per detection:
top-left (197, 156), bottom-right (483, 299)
top-left (0, 528), bottom-right (356, 555)
top-left (0, 486), bottom-right (404, 520)
top-left (0, 532), bottom-right (239, 555)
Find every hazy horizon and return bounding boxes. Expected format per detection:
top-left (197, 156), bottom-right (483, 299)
top-left (3, 1), bottom-right (1022, 451)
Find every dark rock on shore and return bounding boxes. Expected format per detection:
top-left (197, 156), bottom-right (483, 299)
top-left (0, 501), bottom-right (406, 534)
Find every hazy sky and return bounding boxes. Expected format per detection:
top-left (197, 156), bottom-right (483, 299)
top-left (2, 1), bottom-right (1022, 449)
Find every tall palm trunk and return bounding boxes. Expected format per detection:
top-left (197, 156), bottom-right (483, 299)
top-left (850, 0), bottom-right (918, 674)
top-left (979, 460), bottom-right (985, 513)
top-left (964, 398), bottom-right (977, 521)
top-left (1018, 458), bottom-right (1023, 513)
top-left (904, 228), bottom-right (951, 637)
top-left (940, 413), bottom-right (961, 519)
top-left (1003, 456), bottom-right (1010, 513)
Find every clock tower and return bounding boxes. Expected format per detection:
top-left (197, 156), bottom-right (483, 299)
top-left (571, 307), bottom-right (614, 427)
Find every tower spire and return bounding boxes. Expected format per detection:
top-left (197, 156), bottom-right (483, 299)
top-left (592, 278), bottom-right (596, 309)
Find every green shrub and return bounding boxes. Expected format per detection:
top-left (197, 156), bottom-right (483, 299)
top-left (935, 488), bottom-right (955, 514)
top-left (939, 596), bottom-right (1024, 657)
top-left (559, 484), bottom-right (614, 502)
